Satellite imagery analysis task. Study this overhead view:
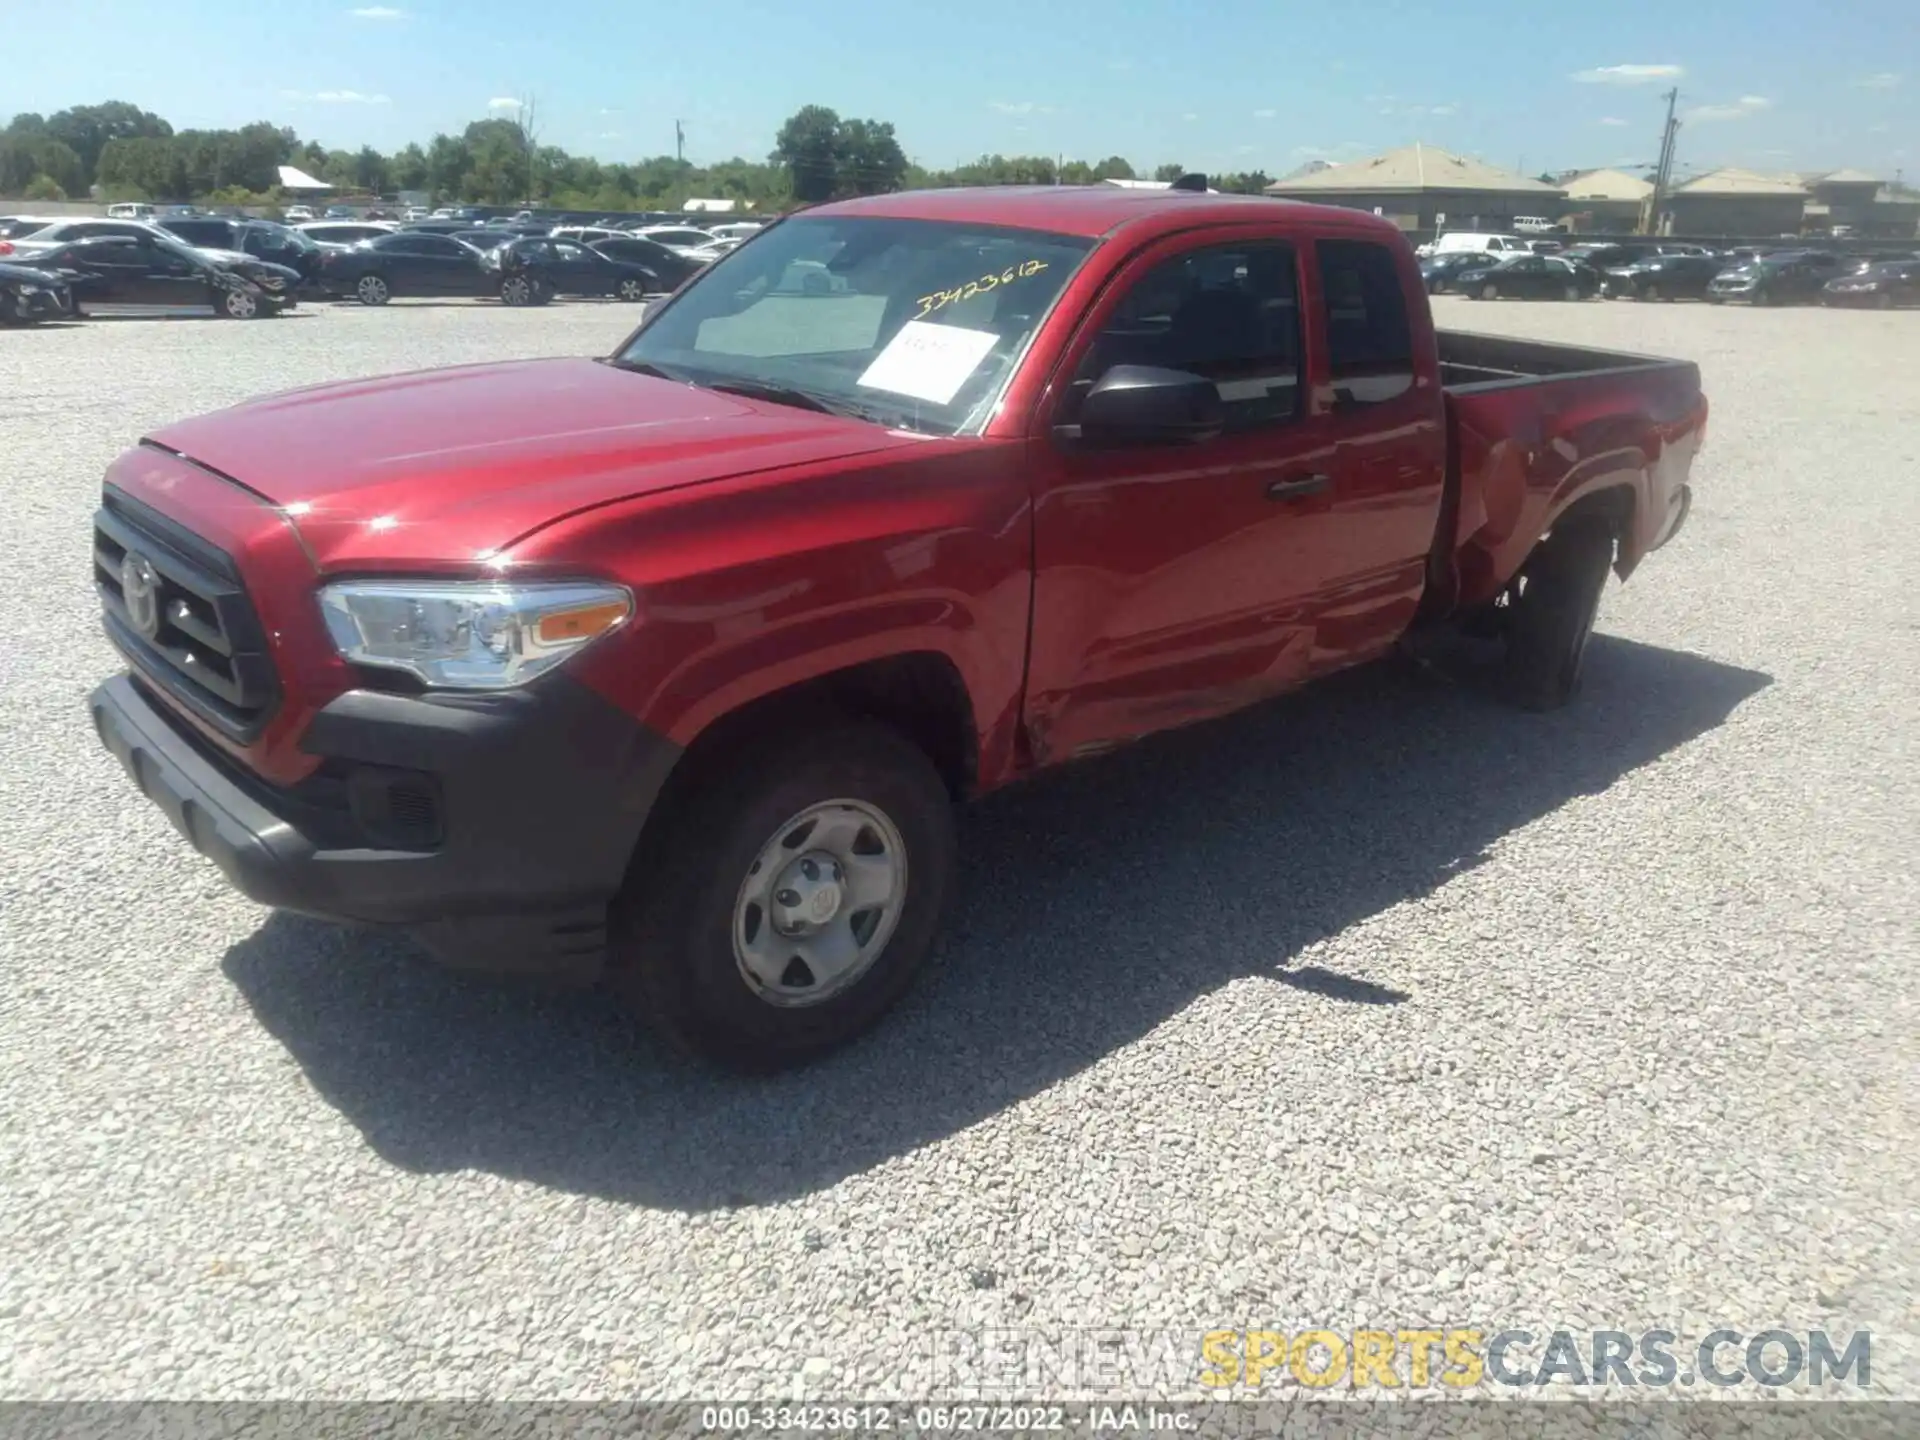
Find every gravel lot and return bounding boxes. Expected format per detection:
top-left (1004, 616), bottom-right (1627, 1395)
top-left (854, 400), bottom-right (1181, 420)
top-left (1, 295), bottom-right (1915, 1404)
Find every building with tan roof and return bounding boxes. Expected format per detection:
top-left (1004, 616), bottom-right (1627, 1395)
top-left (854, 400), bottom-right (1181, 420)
top-left (1263, 143), bottom-right (1562, 233)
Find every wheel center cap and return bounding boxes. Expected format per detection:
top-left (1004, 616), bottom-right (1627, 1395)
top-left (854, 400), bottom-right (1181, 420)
top-left (771, 852), bottom-right (845, 935)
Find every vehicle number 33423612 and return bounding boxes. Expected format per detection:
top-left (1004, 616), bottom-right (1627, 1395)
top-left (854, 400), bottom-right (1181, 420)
top-left (913, 260), bottom-right (1049, 320)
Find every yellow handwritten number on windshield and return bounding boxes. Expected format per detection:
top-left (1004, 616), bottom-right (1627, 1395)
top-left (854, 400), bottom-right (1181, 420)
top-left (912, 259), bottom-right (1049, 321)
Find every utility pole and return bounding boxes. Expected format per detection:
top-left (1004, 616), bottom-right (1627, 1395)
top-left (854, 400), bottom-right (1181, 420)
top-left (674, 120), bottom-right (685, 166)
top-left (1645, 87), bottom-right (1680, 235)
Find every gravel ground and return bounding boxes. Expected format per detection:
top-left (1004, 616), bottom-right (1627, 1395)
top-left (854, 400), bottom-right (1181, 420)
top-left (1, 294), bottom-right (1915, 1406)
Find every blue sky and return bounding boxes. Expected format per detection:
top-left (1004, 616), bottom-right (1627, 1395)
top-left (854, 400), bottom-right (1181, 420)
top-left (13, 0), bottom-right (1917, 179)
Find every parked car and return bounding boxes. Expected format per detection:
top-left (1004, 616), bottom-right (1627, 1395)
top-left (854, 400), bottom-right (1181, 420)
top-left (402, 207), bottom-right (431, 221)
top-left (1458, 253), bottom-right (1602, 300)
top-left (631, 224), bottom-right (721, 255)
top-left (1558, 242), bottom-right (1655, 271)
top-left (1, 217), bottom-right (162, 247)
top-left (157, 217), bottom-right (325, 287)
top-left (0, 259), bottom-right (74, 324)
top-left (6, 233), bottom-right (298, 318)
top-left (489, 237), bottom-right (654, 301)
top-left (105, 202), bottom-right (157, 220)
top-left (283, 205), bottom-right (317, 221)
top-left (705, 221), bottom-right (766, 242)
top-left (550, 225), bottom-right (631, 245)
top-left (1428, 231), bottom-right (1534, 259)
top-left (296, 220), bottom-right (399, 249)
top-left (1707, 250), bottom-right (1845, 305)
top-left (1822, 259), bottom-right (1920, 308)
top-left (1419, 251), bottom-right (1494, 294)
top-left (588, 235), bottom-right (707, 290)
top-left (83, 188), bottom-right (1705, 1069)
top-left (317, 231), bottom-right (503, 304)
top-left (323, 206), bottom-right (356, 220)
top-left (1600, 253), bottom-right (1726, 302)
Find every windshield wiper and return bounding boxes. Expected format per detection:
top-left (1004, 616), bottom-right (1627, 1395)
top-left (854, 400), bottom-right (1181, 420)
top-left (702, 378), bottom-right (846, 417)
top-left (602, 357), bottom-right (687, 381)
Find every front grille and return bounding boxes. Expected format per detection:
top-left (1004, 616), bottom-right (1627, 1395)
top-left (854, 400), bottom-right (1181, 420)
top-left (94, 486), bottom-right (279, 741)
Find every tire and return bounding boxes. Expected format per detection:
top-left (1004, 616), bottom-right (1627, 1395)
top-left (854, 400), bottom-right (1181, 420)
top-left (1751, 288), bottom-right (1770, 307)
top-left (1643, 283), bottom-right (1661, 302)
top-left (1501, 521), bottom-right (1615, 712)
top-left (355, 273), bottom-right (390, 306)
top-left (611, 719), bottom-right (956, 1071)
top-left (217, 286), bottom-right (261, 320)
top-left (617, 277), bottom-right (646, 302)
top-left (1481, 283), bottom-right (1499, 301)
top-left (1563, 284), bottom-right (1580, 302)
top-left (500, 274), bottom-right (535, 306)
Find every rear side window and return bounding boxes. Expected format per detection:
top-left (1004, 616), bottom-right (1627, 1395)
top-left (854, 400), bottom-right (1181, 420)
top-left (1315, 239), bottom-right (1415, 407)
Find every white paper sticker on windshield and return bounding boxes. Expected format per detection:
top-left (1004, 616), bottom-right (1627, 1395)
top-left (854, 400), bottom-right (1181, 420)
top-left (856, 321), bottom-right (999, 406)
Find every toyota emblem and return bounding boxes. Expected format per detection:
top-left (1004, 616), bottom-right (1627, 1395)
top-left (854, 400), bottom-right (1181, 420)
top-left (120, 552), bottom-right (162, 640)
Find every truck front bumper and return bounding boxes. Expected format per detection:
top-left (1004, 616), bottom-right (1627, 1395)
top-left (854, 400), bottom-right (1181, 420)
top-left (88, 673), bottom-right (680, 981)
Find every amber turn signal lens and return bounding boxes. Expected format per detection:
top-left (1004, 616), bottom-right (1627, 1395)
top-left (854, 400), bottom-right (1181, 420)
top-left (535, 599), bottom-right (630, 645)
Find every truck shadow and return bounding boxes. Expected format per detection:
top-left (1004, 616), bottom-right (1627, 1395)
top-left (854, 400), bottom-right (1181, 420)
top-left (221, 635), bottom-right (1769, 1209)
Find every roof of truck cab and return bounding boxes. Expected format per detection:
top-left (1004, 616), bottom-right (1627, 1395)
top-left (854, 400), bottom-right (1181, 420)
top-left (804, 186), bottom-right (1405, 242)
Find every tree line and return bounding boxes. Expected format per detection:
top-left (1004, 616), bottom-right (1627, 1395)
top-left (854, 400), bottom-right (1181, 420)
top-left (0, 100), bottom-right (1276, 211)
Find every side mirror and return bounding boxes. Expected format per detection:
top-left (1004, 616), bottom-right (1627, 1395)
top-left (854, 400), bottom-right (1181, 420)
top-left (1071, 364), bottom-right (1224, 446)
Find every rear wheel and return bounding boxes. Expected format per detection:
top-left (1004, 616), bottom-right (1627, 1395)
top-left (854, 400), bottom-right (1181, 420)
top-left (500, 274), bottom-right (536, 306)
top-left (1643, 283), bottom-right (1661, 302)
top-left (617, 276), bottom-right (646, 302)
top-left (355, 273), bottom-right (390, 306)
top-left (1563, 284), bottom-right (1580, 301)
top-left (611, 719), bottom-right (956, 1071)
top-left (1500, 521), bottom-right (1615, 711)
top-left (1481, 282), bottom-right (1499, 301)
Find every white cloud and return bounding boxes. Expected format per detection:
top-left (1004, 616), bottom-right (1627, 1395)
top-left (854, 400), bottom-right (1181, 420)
top-left (347, 5), bottom-right (406, 17)
top-left (1868, 123), bottom-right (1891, 134)
top-left (1599, 116), bottom-right (1629, 126)
top-left (1853, 73), bottom-right (1901, 90)
top-left (1235, 144), bottom-right (1256, 155)
top-left (989, 100), bottom-right (1051, 116)
top-left (597, 132), bottom-right (621, 140)
top-left (1252, 108), bottom-right (1276, 119)
top-left (1572, 63), bottom-right (1684, 85)
top-left (1106, 59), bottom-right (1134, 73)
top-left (283, 88), bottom-right (391, 104)
top-left (1687, 95), bottom-right (1771, 122)
top-left (1429, 103), bottom-right (1459, 117)
top-left (488, 97), bottom-right (523, 111)
top-left (1182, 112), bottom-right (1199, 122)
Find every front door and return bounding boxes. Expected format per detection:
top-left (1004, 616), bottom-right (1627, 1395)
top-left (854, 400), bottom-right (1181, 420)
top-left (1023, 233), bottom-right (1331, 762)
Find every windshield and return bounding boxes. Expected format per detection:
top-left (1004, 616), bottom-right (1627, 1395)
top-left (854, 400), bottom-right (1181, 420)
top-left (617, 215), bottom-right (1095, 436)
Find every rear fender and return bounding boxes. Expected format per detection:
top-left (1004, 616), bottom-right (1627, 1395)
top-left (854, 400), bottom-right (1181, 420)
top-left (1447, 382), bottom-right (1704, 607)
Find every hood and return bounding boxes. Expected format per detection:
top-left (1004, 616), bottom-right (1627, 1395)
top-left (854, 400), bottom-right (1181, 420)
top-left (144, 357), bottom-right (930, 569)
top-left (0, 261), bottom-right (65, 283)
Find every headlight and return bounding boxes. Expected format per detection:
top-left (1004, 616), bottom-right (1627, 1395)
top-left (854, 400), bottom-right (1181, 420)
top-left (318, 580), bottom-right (633, 689)
top-left (19, 284), bottom-right (42, 295)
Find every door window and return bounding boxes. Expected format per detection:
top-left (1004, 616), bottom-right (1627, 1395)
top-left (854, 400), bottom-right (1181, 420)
top-left (1314, 238), bottom-right (1415, 407)
top-left (1069, 241), bottom-right (1302, 433)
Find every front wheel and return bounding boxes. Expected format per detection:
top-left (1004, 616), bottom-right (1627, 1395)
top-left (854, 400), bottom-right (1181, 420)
top-left (1563, 284), bottom-right (1580, 302)
top-left (617, 276), bottom-right (646, 302)
top-left (611, 720), bottom-right (956, 1070)
top-left (1501, 521), bottom-right (1615, 711)
top-left (1480, 282), bottom-right (1499, 301)
top-left (500, 274), bottom-right (536, 306)
top-left (355, 274), bottom-right (390, 306)
top-left (217, 286), bottom-right (262, 319)
top-left (1643, 283), bottom-right (1661, 302)
top-left (1751, 288), bottom-right (1771, 307)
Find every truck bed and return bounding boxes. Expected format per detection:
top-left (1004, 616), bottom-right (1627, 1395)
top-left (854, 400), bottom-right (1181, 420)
top-left (1432, 330), bottom-right (1705, 615)
top-left (1437, 329), bottom-right (1697, 392)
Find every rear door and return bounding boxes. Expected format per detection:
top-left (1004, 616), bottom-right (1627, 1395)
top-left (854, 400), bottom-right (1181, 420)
top-left (409, 235), bottom-right (484, 294)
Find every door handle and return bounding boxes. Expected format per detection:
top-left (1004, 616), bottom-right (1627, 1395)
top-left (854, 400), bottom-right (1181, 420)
top-left (1264, 473), bottom-right (1332, 502)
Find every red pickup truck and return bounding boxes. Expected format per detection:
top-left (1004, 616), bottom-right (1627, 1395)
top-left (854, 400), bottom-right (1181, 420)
top-left (88, 187), bottom-right (1704, 1068)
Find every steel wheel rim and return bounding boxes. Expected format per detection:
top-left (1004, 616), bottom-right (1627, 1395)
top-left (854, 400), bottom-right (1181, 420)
top-left (504, 277), bottom-right (529, 304)
top-left (732, 799), bottom-right (908, 1009)
top-left (226, 290), bottom-right (257, 318)
top-left (358, 276), bottom-right (386, 303)
top-left (619, 278), bottom-right (643, 300)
